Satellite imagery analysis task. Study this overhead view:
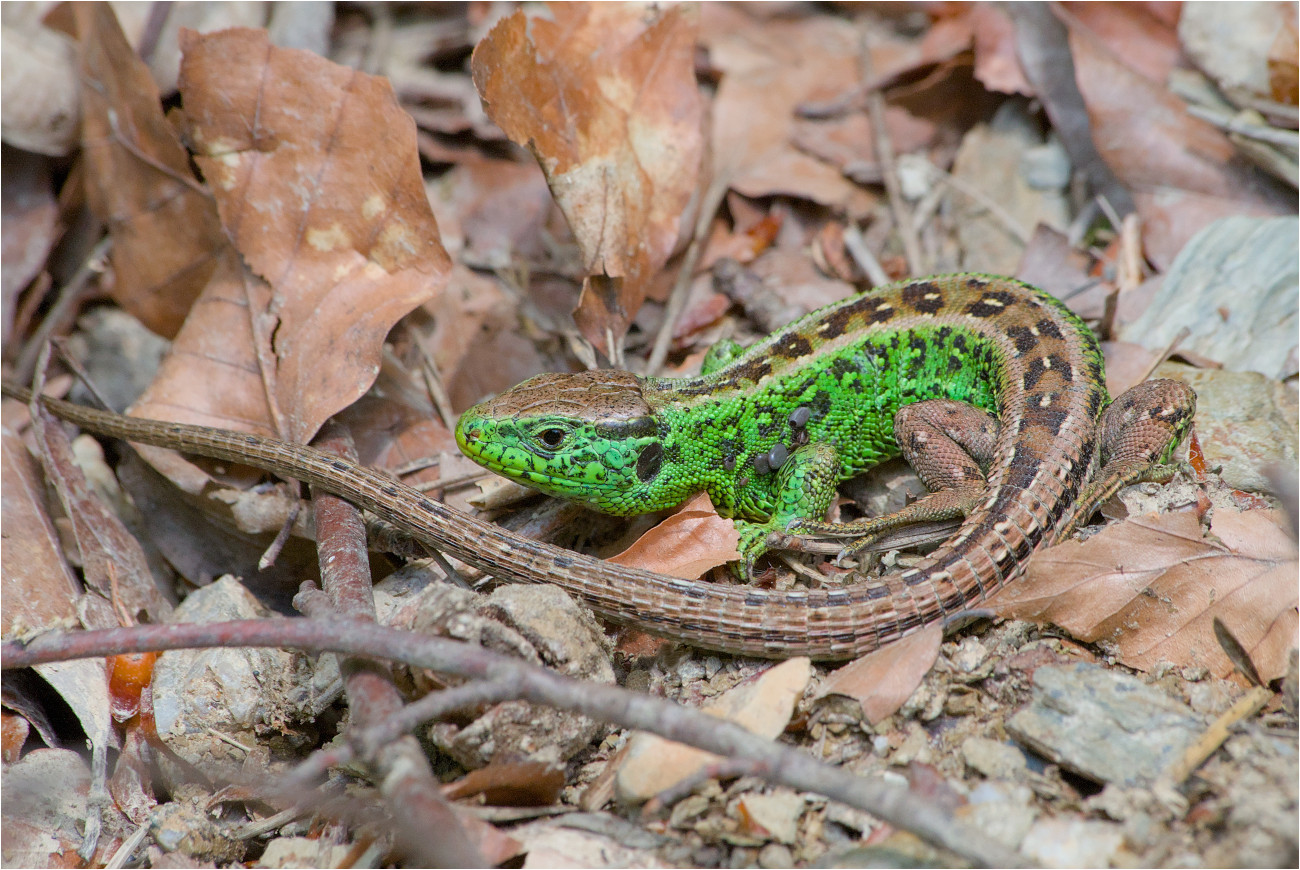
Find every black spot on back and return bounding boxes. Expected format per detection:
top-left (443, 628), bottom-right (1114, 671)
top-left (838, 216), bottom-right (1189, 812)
top-left (1022, 358), bottom-right (1047, 391)
top-left (902, 281), bottom-right (944, 314)
top-left (866, 304), bottom-right (895, 325)
top-left (1004, 325), bottom-right (1038, 355)
top-left (966, 291), bottom-right (1016, 318)
top-left (771, 332), bottom-right (813, 359)
top-left (1036, 318), bottom-right (1064, 340)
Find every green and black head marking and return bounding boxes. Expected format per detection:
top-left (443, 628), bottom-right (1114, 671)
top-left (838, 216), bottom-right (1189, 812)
top-left (455, 369), bottom-right (676, 516)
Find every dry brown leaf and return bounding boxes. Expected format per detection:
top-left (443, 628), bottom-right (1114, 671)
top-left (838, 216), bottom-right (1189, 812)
top-left (1062, 9), bottom-right (1293, 269)
top-left (1, 421), bottom-right (81, 634)
top-left (992, 509), bottom-right (1298, 682)
top-left (76, 3), bottom-right (226, 338)
top-left (129, 27), bottom-right (449, 453)
top-left (609, 492), bottom-right (740, 579)
top-left (1, 150), bottom-right (59, 345)
top-left (704, 7), bottom-right (870, 215)
top-left (1065, 3), bottom-right (1182, 86)
top-left (1014, 224), bottom-right (1114, 322)
top-left (420, 265), bottom-right (546, 413)
top-left (970, 2), bottom-right (1032, 96)
top-left (443, 760), bottom-right (564, 807)
top-left (0, 9), bottom-right (79, 156)
top-left (29, 400), bottom-right (171, 625)
top-left (816, 626), bottom-right (943, 725)
top-left (472, 5), bottom-right (704, 355)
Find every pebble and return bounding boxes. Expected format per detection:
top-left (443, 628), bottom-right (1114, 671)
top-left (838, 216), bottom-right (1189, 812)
top-left (1007, 663), bottom-right (1205, 786)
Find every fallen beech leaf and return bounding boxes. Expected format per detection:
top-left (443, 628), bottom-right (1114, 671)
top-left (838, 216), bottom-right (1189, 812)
top-left (76, 3), bottom-right (226, 337)
top-left (472, 5), bottom-right (704, 354)
top-left (127, 27), bottom-right (449, 462)
top-left (971, 3), bottom-right (1032, 96)
top-left (1062, 9), bottom-right (1293, 269)
top-left (993, 510), bottom-right (1298, 682)
top-left (1, 151), bottom-right (59, 340)
top-left (816, 625), bottom-right (943, 725)
top-left (705, 8), bottom-right (869, 214)
top-left (609, 492), bottom-right (740, 579)
top-left (443, 761), bottom-right (564, 807)
top-left (181, 28), bottom-right (448, 444)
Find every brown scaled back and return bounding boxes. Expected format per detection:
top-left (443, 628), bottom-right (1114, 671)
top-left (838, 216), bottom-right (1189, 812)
top-left (474, 370), bottom-right (652, 421)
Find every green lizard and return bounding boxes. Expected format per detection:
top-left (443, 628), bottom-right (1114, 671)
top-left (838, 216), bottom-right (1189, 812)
top-left (456, 274), bottom-right (1196, 579)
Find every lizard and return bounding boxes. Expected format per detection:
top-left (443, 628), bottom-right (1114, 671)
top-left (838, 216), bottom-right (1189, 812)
top-left (5, 275), bottom-right (1196, 660)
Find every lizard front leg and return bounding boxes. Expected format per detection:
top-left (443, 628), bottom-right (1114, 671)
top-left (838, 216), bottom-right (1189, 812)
top-left (734, 442), bottom-right (840, 577)
top-left (788, 399), bottom-right (1000, 563)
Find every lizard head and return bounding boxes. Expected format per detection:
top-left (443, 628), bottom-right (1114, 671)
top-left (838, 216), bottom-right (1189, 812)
top-left (455, 370), bottom-right (668, 516)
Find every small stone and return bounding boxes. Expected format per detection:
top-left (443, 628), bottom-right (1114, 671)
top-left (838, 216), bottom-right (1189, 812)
top-left (758, 842), bottom-right (794, 868)
top-left (736, 791), bottom-right (805, 844)
top-left (1007, 663), bottom-right (1205, 786)
top-left (962, 737), bottom-right (1027, 780)
top-left (1020, 817), bottom-right (1124, 869)
top-left (958, 781), bottom-right (1037, 849)
top-left (676, 659), bottom-right (707, 682)
top-left (950, 637), bottom-right (989, 673)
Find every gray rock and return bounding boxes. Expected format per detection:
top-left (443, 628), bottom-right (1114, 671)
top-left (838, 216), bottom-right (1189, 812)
top-left (1007, 663), bottom-right (1206, 786)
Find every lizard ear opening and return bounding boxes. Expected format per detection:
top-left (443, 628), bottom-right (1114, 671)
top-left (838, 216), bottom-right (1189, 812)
top-left (636, 443), bottom-right (664, 483)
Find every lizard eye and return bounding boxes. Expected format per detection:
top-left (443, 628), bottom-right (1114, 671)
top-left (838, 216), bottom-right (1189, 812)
top-left (538, 428), bottom-right (567, 448)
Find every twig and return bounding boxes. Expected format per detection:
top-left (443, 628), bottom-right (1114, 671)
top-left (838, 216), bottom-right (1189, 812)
top-left (1161, 686), bottom-right (1273, 785)
top-left (1184, 104), bottom-right (1300, 149)
top-left (928, 165), bottom-right (1034, 246)
top-left (16, 237), bottom-right (113, 383)
top-left (645, 173), bottom-right (730, 377)
top-left (103, 822), bottom-right (150, 870)
top-left (859, 30), bottom-right (923, 275)
top-left (842, 223), bottom-right (891, 287)
top-left (291, 680), bottom-right (520, 787)
top-left (303, 422), bottom-right (483, 868)
top-left (1, 619), bottom-right (1024, 868)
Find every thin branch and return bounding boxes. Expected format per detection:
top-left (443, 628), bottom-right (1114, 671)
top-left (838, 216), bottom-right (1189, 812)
top-left (2, 619), bottom-right (1024, 868)
top-left (645, 173), bottom-right (731, 376)
top-left (859, 30), bottom-right (923, 275)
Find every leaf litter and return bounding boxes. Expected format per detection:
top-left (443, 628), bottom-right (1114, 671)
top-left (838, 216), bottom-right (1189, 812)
top-left (1, 3), bottom-right (1295, 868)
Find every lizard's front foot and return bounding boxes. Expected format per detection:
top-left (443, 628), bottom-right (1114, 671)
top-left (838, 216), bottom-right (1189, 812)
top-left (733, 520), bottom-right (779, 579)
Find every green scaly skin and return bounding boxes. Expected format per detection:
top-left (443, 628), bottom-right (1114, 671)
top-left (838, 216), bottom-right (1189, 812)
top-left (455, 274), bottom-right (1194, 575)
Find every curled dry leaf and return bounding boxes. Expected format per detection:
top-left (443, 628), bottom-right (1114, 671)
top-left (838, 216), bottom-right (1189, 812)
top-left (75, 3), bottom-right (226, 338)
top-left (993, 509), bottom-right (1298, 682)
top-left (472, 5), bottom-right (704, 354)
top-left (129, 26), bottom-right (449, 465)
top-left (28, 401), bottom-right (171, 625)
top-left (609, 492), bottom-right (740, 579)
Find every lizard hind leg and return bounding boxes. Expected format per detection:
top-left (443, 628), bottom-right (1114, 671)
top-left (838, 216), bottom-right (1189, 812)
top-left (791, 399), bottom-right (1002, 563)
top-left (1052, 378), bottom-right (1197, 543)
